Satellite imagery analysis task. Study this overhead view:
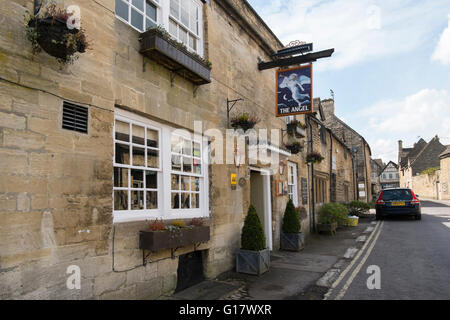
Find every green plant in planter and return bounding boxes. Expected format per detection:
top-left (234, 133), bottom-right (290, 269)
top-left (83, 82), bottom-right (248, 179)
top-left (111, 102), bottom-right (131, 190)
top-left (230, 112), bottom-right (260, 132)
top-left (346, 200), bottom-right (371, 217)
top-left (306, 151), bottom-right (324, 164)
top-left (318, 203), bottom-right (348, 226)
top-left (285, 141), bottom-right (304, 154)
top-left (24, 3), bottom-right (90, 64)
top-left (241, 204), bottom-right (266, 251)
top-left (282, 199), bottom-right (301, 233)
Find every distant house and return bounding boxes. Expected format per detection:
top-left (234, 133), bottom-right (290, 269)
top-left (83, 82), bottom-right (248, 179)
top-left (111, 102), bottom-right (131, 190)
top-left (398, 136), bottom-right (447, 188)
top-left (371, 159), bottom-right (385, 196)
top-left (379, 161), bottom-right (400, 189)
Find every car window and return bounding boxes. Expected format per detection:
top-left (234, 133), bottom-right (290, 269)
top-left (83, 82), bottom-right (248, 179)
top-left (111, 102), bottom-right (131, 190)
top-left (382, 189), bottom-right (412, 201)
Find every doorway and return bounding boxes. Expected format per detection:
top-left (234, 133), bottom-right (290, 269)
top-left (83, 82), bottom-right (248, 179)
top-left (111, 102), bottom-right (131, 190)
top-left (250, 168), bottom-right (273, 250)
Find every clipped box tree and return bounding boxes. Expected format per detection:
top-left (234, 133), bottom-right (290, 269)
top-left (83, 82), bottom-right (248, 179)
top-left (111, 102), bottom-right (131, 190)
top-left (236, 205), bottom-right (270, 275)
top-left (280, 199), bottom-right (304, 251)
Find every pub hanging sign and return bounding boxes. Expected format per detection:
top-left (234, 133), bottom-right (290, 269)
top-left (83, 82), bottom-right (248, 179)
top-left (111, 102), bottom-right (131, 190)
top-left (275, 64), bottom-right (313, 117)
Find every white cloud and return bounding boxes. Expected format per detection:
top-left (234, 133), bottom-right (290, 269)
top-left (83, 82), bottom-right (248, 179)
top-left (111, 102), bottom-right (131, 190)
top-left (432, 15), bottom-right (450, 65)
top-left (355, 89), bottom-right (450, 163)
top-left (249, 0), bottom-right (450, 71)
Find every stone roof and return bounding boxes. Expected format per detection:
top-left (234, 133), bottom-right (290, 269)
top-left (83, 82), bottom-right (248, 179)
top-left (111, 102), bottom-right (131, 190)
top-left (399, 138), bottom-right (427, 168)
top-left (440, 145), bottom-right (450, 159)
top-left (409, 136), bottom-right (446, 175)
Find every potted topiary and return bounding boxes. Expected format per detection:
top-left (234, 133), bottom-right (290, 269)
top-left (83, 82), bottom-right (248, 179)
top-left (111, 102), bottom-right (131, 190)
top-left (230, 112), bottom-right (260, 132)
top-left (280, 199), bottom-right (304, 251)
top-left (236, 205), bottom-right (270, 275)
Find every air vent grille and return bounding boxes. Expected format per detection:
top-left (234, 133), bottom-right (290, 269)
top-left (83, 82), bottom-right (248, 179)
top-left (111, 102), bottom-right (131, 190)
top-left (62, 102), bottom-right (88, 134)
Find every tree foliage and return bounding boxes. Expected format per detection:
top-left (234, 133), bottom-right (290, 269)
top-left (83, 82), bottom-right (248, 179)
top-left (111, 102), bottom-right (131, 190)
top-left (241, 205), bottom-right (266, 251)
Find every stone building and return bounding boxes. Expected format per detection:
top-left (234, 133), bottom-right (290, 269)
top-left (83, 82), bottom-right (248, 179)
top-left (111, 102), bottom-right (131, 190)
top-left (321, 99), bottom-right (372, 202)
top-left (398, 136), bottom-right (446, 189)
top-left (305, 98), bottom-right (355, 229)
top-left (439, 147), bottom-right (450, 200)
top-left (398, 136), bottom-right (448, 199)
top-left (0, 0), bottom-right (328, 299)
top-left (379, 161), bottom-right (399, 189)
top-left (370, 159), bottom-right (384, 198)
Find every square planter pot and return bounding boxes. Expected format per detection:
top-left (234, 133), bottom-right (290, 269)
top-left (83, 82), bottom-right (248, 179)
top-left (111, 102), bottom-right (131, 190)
top-left (317, 222), bottom-right (337, 235)
top-left (140, 29), bottom-right (211, 85)
top-left (139, 226), bottom-right (210, 252)
top-left (236, 248), bottom-right (270, 275)
top-left (280, 232), bottom-right (305, 251)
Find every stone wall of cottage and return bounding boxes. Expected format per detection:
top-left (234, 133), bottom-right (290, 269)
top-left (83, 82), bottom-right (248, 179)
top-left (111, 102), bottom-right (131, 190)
top-left (439, 156), bottom-right (450, 200)
top-left (0, 0), bottom-right (315, 299)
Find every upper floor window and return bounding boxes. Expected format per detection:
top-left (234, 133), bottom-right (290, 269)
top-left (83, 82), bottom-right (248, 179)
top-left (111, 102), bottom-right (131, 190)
top-left (115, 0), bottom-right (204, 56)
top-left (115, 0), bottom-right (159, 32)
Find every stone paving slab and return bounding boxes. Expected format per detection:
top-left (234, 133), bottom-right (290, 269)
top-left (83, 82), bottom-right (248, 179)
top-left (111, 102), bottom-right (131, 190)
top-left (172, 280), bottom-right (240, 300)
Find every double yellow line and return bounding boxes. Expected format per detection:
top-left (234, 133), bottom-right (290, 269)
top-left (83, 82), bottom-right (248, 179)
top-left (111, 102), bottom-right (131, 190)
top-left (324, 220), bottom-right (385, 300)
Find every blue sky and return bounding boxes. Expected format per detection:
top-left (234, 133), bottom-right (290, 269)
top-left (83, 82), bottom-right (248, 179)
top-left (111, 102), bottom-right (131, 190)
top-left (248, 0), bottom-right (450, 163)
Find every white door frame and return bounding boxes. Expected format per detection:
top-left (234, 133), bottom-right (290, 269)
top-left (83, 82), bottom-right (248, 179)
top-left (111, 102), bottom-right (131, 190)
top-left (250, 166), bottom-right (273, 250)
top-left (288, 161), bottom-right (299, 207)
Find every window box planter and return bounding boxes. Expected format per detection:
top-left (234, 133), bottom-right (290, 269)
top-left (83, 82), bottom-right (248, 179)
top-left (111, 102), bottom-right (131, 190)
top-left (286, 123), bottom-right (306, 138)
top-left (280, 232), bottom-right (304, 251)
top-left (27, 17), bottom-right (87, 61)
top-left (139, 226), bottom-right (210, 252)
top-left (317, 222), bottom-right (337, 235)
top-left (139, 28), bottom-right (211, 85)
top-left (236, 248), bottom-right (270, 275)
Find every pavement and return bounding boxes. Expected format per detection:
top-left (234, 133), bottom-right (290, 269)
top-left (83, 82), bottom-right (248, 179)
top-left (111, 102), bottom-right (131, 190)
top-left (170, 211), bottom-right (378, 300)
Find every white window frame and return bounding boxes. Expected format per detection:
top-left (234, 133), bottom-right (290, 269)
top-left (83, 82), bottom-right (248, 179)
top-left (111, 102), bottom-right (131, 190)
top-left (115, 0), bottom-right (204, 57)
top-left (284, 115), bottom-right (295, 124)
top-left (115, 0), bottom-right (161, 33)
top-left (113, 108), bottom-right (209, 223)
top-left (287, 162), bottom-right (299, 207)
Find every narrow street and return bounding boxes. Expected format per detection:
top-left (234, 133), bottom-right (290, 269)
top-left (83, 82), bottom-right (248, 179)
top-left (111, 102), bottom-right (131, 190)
top-left (325, 200), bottom-right (450, 300)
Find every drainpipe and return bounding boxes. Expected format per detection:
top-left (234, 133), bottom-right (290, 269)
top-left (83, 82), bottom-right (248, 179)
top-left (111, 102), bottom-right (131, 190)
top-left (307, 115), bottom-right (315, 233)
top-left (351, 155), bottom-right (357, 200)
top-left (362, 140), bottom-right (369, 202)
top-left (329, 130), bottom-right (333, 202)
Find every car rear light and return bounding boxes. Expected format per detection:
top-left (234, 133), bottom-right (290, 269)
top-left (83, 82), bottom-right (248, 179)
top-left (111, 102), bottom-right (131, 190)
top-left (376, 191), bottom-right (384, 204)
top-left (411, 190), bottom-right (420, 204)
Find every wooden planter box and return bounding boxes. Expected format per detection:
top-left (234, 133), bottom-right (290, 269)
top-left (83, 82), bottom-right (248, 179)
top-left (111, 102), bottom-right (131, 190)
top-left (140, 29), bottom-right (211, 85)
top-left (139, 226), bottom-right (210, 252)
top-left (280, 232), bottom-right (304, 251)
top-left (236, 248), bottom-right (270, 276)
top-left (317, 222), bottom-right (337, 235)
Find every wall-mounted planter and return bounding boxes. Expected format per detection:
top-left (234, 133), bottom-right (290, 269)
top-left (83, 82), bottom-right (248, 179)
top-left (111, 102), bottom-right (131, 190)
top-left (139, 226), bottom-right (210, 252)
top-left (286, 123), bottom-right (306, 138)
top-left (280, 232), bottom-right (304, 251)
top-left (236, 248), bottom-right (270, 275)
top-left (27, 17), bottom-right (88, 62)
top-left (140, 29), bottom-right (211, 85)
top-left (285, 142), bottom-right (303, 154)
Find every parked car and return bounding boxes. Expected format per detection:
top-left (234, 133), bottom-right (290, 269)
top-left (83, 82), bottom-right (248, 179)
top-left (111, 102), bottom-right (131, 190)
top-left (375, 188), bottom-right (421, 220)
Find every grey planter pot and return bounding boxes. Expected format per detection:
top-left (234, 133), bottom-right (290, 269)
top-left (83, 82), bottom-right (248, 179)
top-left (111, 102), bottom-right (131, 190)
top-left (236, 248), bottom-right (270, 275)
top-left (280, 232), bottom-right (304, 251)
top-left (140, 29), bottom-right (211, 85)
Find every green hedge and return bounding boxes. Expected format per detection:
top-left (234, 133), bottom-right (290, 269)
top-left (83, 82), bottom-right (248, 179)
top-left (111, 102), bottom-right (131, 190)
top-left (318, 203), bottom-right (348, 226)
top-left (282, 199), bottom-right (301, 233)
top-left (241, 204), bottom-right (266, 251)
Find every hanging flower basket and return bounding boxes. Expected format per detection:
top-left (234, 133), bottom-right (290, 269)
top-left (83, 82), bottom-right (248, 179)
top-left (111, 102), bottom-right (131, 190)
top-left (25, 4), bottom-right (89, 63)
top-left (230, 112), bottom-right (260, 132)
top-left (285, 141), bottom-right (304, 154)
top-left (286, 120), bottom-right (307, 138)
top-left (306, 152), bottom-right (325, 164)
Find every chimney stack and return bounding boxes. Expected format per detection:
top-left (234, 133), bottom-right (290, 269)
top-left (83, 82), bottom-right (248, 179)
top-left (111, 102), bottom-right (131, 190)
top-left (398, 140), bottom-right (403, 152)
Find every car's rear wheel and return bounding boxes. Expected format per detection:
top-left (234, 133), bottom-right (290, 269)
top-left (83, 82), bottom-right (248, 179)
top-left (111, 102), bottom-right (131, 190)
top-left (415, 214), bottom-right (421, 220)
top-left (376, 214), bottom-right (383, 220)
